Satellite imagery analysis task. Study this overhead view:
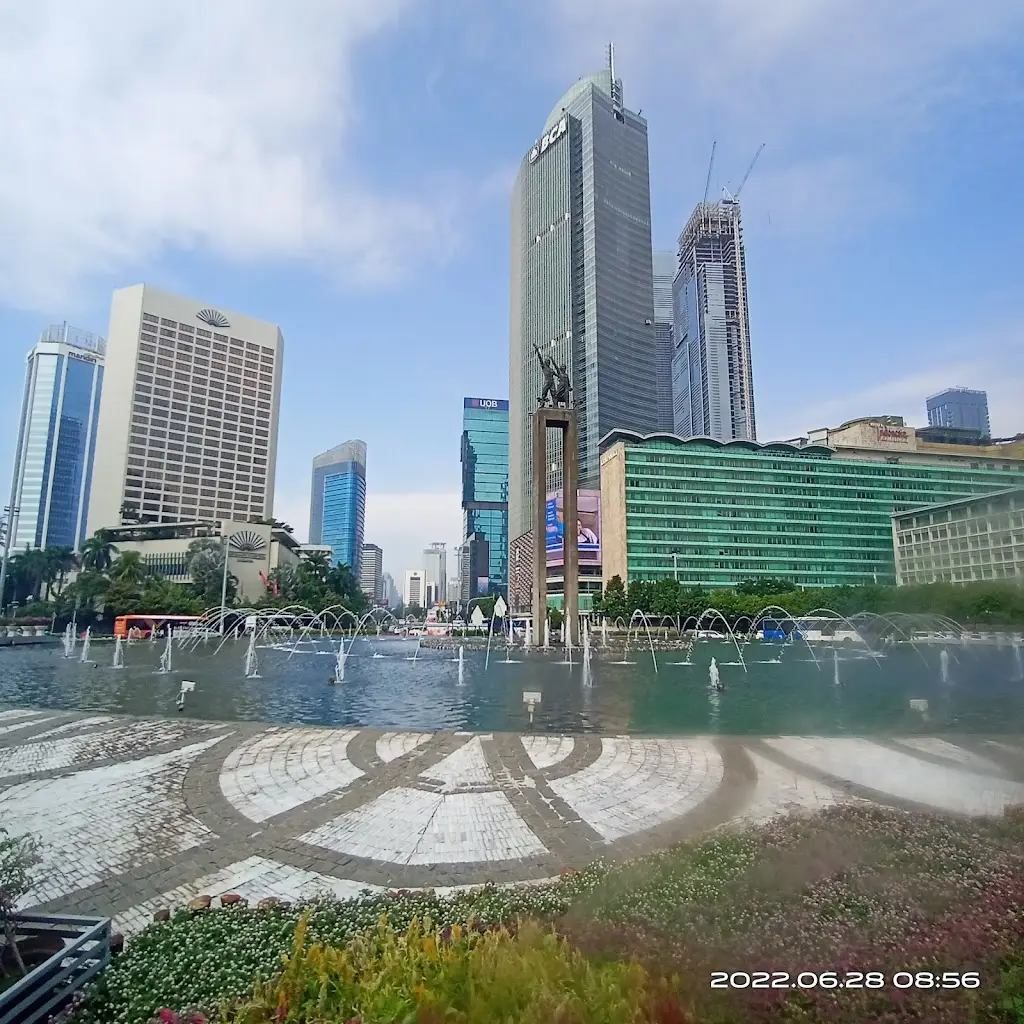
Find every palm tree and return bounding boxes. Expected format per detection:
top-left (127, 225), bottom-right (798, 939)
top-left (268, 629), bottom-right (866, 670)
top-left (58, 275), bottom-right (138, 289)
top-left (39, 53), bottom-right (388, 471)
top-left (81, 530), bottom-right (116, 571)
top-left (302, 550), bottom-right (330, 579)
top-left (12, 547), bottom-right (48, 602)
top-left (109, 550), bottom-right (147, 584)
top-left (51, 547), bottom-right (79, 597)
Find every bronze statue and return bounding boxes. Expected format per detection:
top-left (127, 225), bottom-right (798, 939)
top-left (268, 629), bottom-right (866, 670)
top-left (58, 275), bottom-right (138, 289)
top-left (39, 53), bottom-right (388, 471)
top-left (534, 344), bottom-right (557, 406)
top-left (554, 361), bottom-right (572, 408)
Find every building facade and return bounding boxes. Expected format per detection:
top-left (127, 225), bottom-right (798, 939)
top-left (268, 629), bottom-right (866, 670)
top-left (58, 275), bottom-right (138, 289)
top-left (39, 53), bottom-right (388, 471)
top-left (86, 285), bottom-right (283, 536)
top-left (461, 397), bottom-right (509, 598)
top-left (892, 486), bottom-right (1024, 586)
top-left (671, 199), bottom-right (756, 441)
top-left (360, 542), bottom-right (383, 602)
top-left (599, 430), bottom-right (1024, 589)
top-left (509, 48), bottom-right (659, 607)
top-left (309, 440), bottom-right (366, 576)
top-left (926, 388), bottom-right (990, 436)
top-left (423, 541), bottom-right (447, 604)
top-left (652, 250), bottom-right (676, 433)
top-left (7, 324), bottom-right (104, 551)
top-left (404, 569), bottom-right (426, 609)
top-left (380, 572), bottom-right (399, 608)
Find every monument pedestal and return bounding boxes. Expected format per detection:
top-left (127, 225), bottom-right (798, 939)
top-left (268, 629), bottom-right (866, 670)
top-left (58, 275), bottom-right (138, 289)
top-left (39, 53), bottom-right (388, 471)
top-left (532, 407), bottom-right (579, 646)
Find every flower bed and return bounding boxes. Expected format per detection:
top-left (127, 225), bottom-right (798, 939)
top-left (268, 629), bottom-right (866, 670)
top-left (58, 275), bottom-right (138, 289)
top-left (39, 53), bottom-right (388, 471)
top-left (69, 805), bottom-right (1024, 1024)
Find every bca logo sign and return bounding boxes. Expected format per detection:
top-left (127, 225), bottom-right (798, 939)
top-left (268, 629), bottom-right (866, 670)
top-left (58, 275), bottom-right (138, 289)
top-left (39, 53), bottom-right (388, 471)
top-left (529, 116), bottom-right (568, 164)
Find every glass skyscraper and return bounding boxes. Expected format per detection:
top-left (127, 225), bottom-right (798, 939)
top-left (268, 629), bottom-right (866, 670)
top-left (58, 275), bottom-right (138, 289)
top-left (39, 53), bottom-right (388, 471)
top-left (652, 250), bottom-right (676, 433)
top-left (309, 440), bottom-right (366, 575)
top-left (926, 388), bottom-right (990, 436)
top-left (461, 398), bottom-right (509, 598)
top-left (509, 47), bottom-right (659, 574)
top-left (672, 199), bottom-right (756, 441)
top-left (7, 323), bottom-right (104, 550)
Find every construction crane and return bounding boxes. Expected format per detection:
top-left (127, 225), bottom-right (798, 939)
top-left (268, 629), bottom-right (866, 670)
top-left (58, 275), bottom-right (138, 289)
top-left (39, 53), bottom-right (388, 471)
top-left (702, 141), bottom-right (717, 205)
top-left (722, 143), bottom-right (765, 203)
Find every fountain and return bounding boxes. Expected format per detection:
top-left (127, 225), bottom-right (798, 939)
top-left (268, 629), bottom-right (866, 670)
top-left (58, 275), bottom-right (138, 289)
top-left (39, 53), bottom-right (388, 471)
top-left (335, 637), bottom-right (346, 682)
top-left (602, 619), bottom-right (609, 648)
top-left (112, 634), bottom-right (124, 669)
top-left (582, 618), bottom-right (593, 687)
top-left (564, 616), bottom-right (573, 667)
top-left (243, 630), bottom-right (259, 678)
top-left (695, 609), bottom-right (747, 673)
top-left (158, 629), bottom-right (173, 674)
top-left (709, 656), bottom-right (722, 690)
top-left (833, 647), bottom-right (840, 686)
top-left (523, 620), bottom-right (532, 649)
top-left (1013, 638), bottom-right (1023, 681)
top-left (62, 622), bottom-right (76, 658)
top-left (543, 618), bottom-right (550, 650)
top-left (457, 645), bottom-right (465, 685)
top-left (940, 647), bottom-right (951, 684)
top-left (78, 627), bottom-right (92, 664)
top-left (629, 610), bottom-right (659, 673)
top-left (407, 634), bottom-right (422, 663)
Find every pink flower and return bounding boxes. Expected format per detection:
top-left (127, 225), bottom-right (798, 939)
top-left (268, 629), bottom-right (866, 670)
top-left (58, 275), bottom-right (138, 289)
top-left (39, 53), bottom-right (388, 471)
top-left (156, 1012), bottom-right (179, 1024)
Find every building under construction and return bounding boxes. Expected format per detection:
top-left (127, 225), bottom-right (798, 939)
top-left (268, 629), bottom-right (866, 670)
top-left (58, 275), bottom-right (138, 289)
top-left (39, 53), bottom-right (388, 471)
top-left (671, 197), bottom-right (756, 441)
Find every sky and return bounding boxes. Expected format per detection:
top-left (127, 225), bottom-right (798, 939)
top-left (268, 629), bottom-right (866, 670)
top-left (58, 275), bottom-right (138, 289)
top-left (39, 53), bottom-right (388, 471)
top-left (1, 0), bottom-right (1023, 581)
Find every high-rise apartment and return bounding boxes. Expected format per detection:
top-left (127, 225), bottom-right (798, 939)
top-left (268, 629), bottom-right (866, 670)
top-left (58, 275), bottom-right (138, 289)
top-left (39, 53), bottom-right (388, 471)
top-left (461, 397), bottom-right (509, 599)
top-left (86, 285), bottom-right (283, 535)
top-left (423, 542), bottom-right (447, 603)
top-left (671, 198), bottom-right (756, 441)
top-left (6, 324), bottom-right (104, 551)
top-left (509, 45), bottom-right (658, 598)
top-left (404, 569), bottom-right (426, 609)
top-left (652, 251), bottom-right (676, 433)
top-left (309, 440), bottom-right (366, 576)
top-left (926, 388), bottom-right (990, 436)
top-left (360, 542), bottom-right (383, 602)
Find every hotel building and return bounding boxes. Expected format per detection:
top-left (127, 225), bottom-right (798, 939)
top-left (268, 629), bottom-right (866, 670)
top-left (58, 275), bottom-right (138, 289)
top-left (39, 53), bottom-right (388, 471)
top-left (86, 285), bottom-right (283, 535)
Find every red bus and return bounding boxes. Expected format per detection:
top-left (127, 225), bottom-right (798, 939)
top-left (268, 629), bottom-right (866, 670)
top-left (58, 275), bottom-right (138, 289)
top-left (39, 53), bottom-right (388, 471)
top-left (114, 614), bottom-right (203, 638)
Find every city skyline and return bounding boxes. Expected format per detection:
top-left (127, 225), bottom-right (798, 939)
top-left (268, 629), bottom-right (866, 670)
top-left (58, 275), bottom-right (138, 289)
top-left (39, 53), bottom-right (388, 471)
top-left (0, 7), bottom-right (1022, 582)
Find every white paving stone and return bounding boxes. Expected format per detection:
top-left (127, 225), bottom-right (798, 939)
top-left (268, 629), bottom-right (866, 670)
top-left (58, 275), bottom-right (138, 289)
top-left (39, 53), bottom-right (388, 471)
top-left (548, 737), bottom-right (724, 842)
top-left (0, 709), bottom-right (45, 722)
top-left (896, 737), bottom-right (1008, 776)
top-left (2, 736), bottom-right (227, 907)
top-left (0, 716), bottom-right (59, 736)
top-left (31, 716), bottom-right (118, 739)
top-left (0, 719), bottom-right (224, 778)
top-left (220, 728), bottom-right (362, 822)
top-left (763, 737), bottom-right (1024, 817)
top-left (420, 737), bottom-right (493, 792)
top-left (376, 732), bottom-right (431, 763)
top-left (726, 750), bottom-right (861, 828)
top-left (299, 786), bottom-right (547, 864)
top-left (521, 735), bottom-right (575, 770)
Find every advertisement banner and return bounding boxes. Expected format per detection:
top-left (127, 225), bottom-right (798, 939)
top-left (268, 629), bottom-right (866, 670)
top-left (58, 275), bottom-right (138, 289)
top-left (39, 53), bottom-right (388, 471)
top-left (545, 489), bottom-right (601, 568)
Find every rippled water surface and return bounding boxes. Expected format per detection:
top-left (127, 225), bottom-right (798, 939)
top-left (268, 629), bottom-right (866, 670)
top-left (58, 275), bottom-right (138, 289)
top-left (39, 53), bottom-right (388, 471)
top-left (1, 635), bottom-right (1022, 735)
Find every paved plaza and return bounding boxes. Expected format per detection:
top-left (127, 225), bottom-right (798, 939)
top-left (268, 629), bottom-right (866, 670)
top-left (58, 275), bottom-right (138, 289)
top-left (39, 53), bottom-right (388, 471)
top-left (2, 706), bottom-right (1024, 938)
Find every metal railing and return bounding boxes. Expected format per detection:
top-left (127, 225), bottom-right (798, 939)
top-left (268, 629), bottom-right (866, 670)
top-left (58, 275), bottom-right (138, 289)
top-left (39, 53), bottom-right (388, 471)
top-left (0, 914), bottom-right (111, 1024)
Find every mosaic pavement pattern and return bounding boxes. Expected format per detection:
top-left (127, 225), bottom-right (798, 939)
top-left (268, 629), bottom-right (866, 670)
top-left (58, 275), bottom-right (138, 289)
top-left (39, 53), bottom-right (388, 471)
top-left (1, 706), bottom-right (1023, 938)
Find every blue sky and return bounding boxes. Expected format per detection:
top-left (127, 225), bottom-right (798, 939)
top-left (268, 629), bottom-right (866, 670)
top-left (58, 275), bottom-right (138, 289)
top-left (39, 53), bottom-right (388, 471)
top-left (1, 0), bottom-right (1023, 580)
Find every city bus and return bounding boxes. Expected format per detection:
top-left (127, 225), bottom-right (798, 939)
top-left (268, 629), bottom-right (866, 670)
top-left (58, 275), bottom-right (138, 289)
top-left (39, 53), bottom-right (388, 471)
top-left (113, 614), bottom-right (203, 638)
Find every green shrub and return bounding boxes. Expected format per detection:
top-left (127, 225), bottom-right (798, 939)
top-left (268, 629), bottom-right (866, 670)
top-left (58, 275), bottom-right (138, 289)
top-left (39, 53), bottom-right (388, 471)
top-left (227, 911), bottom-right (664, 1024)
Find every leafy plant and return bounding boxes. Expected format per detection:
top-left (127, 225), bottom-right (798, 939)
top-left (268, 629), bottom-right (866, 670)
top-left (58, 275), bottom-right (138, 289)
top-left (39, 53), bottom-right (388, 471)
top-left (0, 827), bottom-right (42, 978)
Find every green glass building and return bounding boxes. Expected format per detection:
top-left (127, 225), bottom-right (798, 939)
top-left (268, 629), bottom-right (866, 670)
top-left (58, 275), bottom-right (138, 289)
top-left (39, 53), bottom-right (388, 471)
top-left (600, 431), bottom-right (1024, 588)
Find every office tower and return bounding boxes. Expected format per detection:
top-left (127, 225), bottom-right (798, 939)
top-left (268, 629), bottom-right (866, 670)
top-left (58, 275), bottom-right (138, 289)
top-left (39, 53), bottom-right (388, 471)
top-left (423, 541), bottom-right (447, 602)
top-left (309, 440), bottom-right (367, 576)
top-left (509, 44), bottom-right (658, 578)
top-left (404, 569), bottom-right (426, 608)
top-left (381, 571), bottom-right (400, 608)
top-left (461, 397), bottom-right (509, 598)
top-left (5, 324), bottom-right (104, 552)
top-left (671, 197), bottom-right (756, 440)
top-left (926, 388), bottom-right (990, 436)
top-left (86, 285), bottom-right (283, 535)
top-left (360, 542), bottom-right (383, 602)
top-left (652, 251), bottom-right (676, 433)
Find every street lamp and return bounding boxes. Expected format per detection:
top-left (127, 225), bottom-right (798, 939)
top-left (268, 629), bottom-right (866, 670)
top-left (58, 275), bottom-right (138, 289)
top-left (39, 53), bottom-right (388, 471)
top-left (219, 529), bottom-right (231, 635)
top-left (672, 551), bottom-right (680, 581)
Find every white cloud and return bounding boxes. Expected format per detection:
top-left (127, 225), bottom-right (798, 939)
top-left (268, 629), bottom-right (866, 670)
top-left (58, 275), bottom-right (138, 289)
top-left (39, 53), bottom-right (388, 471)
top-left (761, 321), bottom-right (1024, 441)
top-left (271, 488), bottom-right (462, 583)
top-left (0, 0), bottom-right (455, 310)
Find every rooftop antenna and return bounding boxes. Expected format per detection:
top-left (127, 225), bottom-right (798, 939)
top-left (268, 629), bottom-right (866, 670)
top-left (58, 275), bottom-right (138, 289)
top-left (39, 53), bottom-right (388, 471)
top-left (607, 42), bottom-right (621, 108)
top-left (702, 141), bottom-right (717, 205)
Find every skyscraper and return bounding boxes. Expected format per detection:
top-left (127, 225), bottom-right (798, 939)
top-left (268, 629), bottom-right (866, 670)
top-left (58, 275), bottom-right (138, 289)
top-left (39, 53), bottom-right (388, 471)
top-left (926, 388), bottom-right (990, 436)
top-left (461, 397), bottom-right (509, 598)
top-left (380, 571), bottom-right (399, 608)
top-left (309, 440), bottom-right (366, 576)
top-left (423, 541), bottom-right (447, 603)
top-left (6, 323), bottom-right (104, 550)
top-left (671, 198), bottom-right (756, 440)
top-left (404, 569), bottom-right (426, 609)
top-left (652, 251), bottom-right (676, 433)
top-left (509, 45), bottom-right (658, 594)
top-left (86, 285), bottom-right (283, 534)
top-left (360, 542), bottom-right (383, 602)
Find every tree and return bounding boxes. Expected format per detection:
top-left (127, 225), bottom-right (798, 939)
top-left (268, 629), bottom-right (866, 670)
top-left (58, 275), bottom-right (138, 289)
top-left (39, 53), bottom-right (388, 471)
top-left (302, 550), bottom-right (330, 579)
top-left (326, 562), bottom-right (368, 613)
top-left (81, 530), bottom-right (116, 571)
top-left (48, 547), bottom-right (78, 598)
top-left (254, 517), bottom-right (293, 535)
top-left (186, 538), bottom-right (236, 606)
top-left (598, 575), bottom-right (628, 621)
top-left (736, 578), bottom-right (796, 597)
top-left (109, 550), bottom-right (148, 584)
top-left (0, 827), bottom-right (42, 977)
